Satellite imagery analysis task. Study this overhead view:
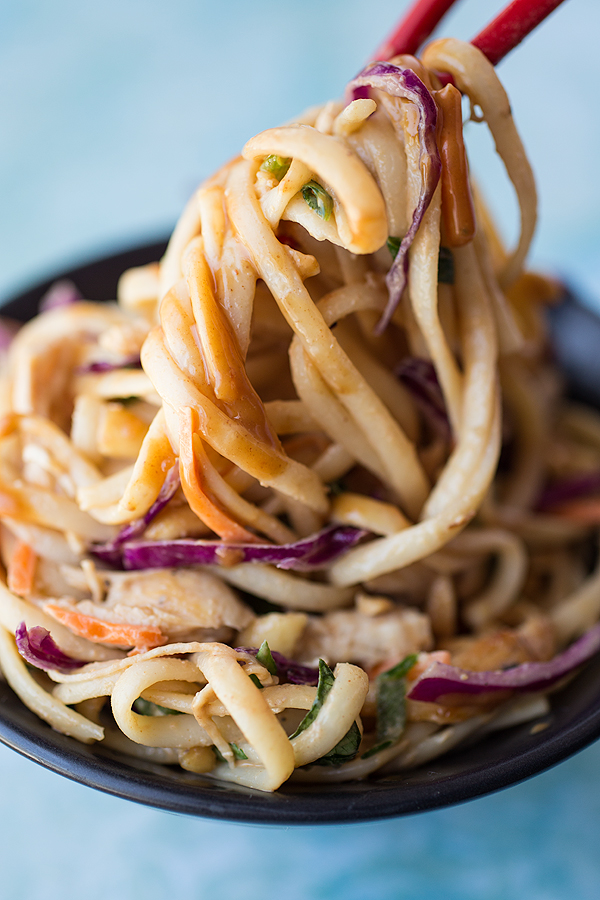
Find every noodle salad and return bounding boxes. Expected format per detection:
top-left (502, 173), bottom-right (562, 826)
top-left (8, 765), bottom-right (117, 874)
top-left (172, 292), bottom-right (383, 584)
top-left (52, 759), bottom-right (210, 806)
top-left (1, 37), bottom-right (600, 793)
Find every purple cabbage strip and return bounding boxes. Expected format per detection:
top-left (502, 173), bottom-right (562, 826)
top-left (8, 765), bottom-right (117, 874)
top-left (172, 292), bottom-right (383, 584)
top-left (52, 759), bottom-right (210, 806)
top-left (349, 85), bottom-right (372, 102)
top-left (407, 622), bottom-right (600, 703)
top-left (537, 471), bottom-right (600, 512)
top-left (347, 62), bottom-right (441, 332)
top-left (396, 357), bottom-right (451, 441)
top-left (112, 525), bottom-right (366, 572)
top-left (238, 647), bottom-right (319, 686)
top-left (39, 279), bottom-right (82, 313)
top-left (77, 356), bottom-right (142, 374)
top-left (92, 465), bottom-right (180, 566)
top-left (15, 621), bottom-right (85, 671)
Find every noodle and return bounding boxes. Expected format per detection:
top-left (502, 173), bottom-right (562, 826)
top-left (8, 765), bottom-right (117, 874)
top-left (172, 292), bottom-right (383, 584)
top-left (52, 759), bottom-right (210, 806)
top-left (0, 38), bottom-right (597, 793)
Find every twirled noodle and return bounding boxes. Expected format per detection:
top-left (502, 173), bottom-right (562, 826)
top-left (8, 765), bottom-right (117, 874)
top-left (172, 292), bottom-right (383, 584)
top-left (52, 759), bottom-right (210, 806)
top-left (421, 39), bottom-right (537, 289)
top-left (0, 38), bottom-right (597, 793)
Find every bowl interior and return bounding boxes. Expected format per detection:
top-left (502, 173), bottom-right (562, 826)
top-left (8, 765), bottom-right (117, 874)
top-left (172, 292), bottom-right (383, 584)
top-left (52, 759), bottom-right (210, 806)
top-left (1, 241), bottom-right (600, 824)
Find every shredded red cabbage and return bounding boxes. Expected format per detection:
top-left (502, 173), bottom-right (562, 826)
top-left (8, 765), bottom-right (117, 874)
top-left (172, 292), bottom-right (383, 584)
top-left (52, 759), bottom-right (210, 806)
top-left (348, 62), bottom-right (441, 332)
top-left (238, 647), bottom-right (319, 685)
top-left (92, 465), bottom-right (180, 566)
top-left (537, 471), bottom-right (600, 511)
top-left (396, 357), bottom-right (451, 440)
top-left (349, 85), bottom-right (372, 102)
top-left (407, 622), bottom-right (600, 703)
top-left (77, 356), bottom-right (142, 375)
top-left (39, 279), bottom-right (82, 313)
top-left (15, 621), bottom-right (85, 671)
top-left (100, 525), bottom-right (366, 572)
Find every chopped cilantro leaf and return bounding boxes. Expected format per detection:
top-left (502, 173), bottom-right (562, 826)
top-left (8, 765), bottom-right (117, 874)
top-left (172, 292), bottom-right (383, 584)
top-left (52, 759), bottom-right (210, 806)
top-left (256, 641), bottom-right (278, 676)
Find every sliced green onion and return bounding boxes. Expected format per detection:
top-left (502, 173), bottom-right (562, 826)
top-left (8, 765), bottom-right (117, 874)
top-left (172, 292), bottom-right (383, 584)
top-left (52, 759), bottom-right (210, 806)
top-left (212, 742), bottom-right (249, 762)
top-left (249, 672), bottom-right (263, 689)
top-left (301, 181), bottom-right (334, 221)
top-left (260, 155), bottom-right (291, 181)
top-left (230, 742), bottom-right (248, 760)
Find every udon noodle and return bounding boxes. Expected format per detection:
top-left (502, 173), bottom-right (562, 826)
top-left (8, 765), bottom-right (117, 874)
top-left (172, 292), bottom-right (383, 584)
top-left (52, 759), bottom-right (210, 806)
top-left (1, 38), bottom-right (599, 792)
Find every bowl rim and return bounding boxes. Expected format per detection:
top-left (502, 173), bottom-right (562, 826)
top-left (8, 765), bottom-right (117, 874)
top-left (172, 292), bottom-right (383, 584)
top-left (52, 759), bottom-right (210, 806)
top-left (1, 239), bottom-right (600, 825)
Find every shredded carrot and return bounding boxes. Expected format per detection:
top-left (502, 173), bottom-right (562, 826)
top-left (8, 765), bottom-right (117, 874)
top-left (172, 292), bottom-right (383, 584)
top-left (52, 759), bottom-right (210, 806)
top-left (551, 499), bottom-right (600, 524)
top-left (406, 651), bottom-right (452, 682)
top-left (44, 604), bottom-right (166, 651)
top-left (0, 490), bottom-right (20, 516)
top-left (368, 650), bottom-right (451, 682)
top-left (7, 541), bottom-right (37, 596)
top-left (0, 413), bottom-right (18, 439)
top-left (178, 406), bottom-right (256, 542)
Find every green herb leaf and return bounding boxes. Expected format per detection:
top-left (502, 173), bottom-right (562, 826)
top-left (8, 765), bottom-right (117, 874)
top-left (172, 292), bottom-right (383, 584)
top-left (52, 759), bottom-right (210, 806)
top-left (211, 745), bottom-right (226, 763)
top-left (289, 658), bottom-right (335, 739)
top-left (301, 181), bottom-right (333, 221)
top-left (375, 653), bottom-right (418, 744)
top-left (256, 640), bottom-right (278, 676)
top-left (361, 739), bottom-right (393, 759)
top-left (387, 236), bottom-right (401, 258)
top-left (438, 246), bottom-right (454, 284)
top-left (133, 697), bottom-right (182, 716)
top-left (249, 673), bottom-right (264, 689)
top-left (212, 742), bottom-right (249, 762)
top-left (260, 155), bottom-right (291, 181)
top-left (388, 239), bottom-right (454, 285)
top-left (328, 478), bottom-right (345, 496)
top-left (229, 742), bottom-right (248, 760)
top-left (313, 720), bottom-right (362, 767)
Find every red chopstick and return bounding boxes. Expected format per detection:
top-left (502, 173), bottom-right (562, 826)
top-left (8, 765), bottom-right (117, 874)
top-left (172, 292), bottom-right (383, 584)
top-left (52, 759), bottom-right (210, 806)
top-left (374, 0), bottom-right (567, 65)
top-left (471, 0), bottom-right (566, 65)
top-left (372, 0), bottom-right (458, 61)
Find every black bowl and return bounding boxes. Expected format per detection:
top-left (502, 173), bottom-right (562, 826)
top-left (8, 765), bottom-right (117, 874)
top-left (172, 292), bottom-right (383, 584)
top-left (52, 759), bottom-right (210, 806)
top-left (1, 241), bottom-right (600, 824)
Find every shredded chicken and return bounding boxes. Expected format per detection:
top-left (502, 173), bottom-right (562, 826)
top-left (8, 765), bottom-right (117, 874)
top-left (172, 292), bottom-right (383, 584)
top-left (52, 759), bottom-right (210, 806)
top-left (296, 605), bottom-right (432, 669)
top-left (46, 567), bottom-right (255, 643)
top-left (442, 614), bottom-right (556, 671)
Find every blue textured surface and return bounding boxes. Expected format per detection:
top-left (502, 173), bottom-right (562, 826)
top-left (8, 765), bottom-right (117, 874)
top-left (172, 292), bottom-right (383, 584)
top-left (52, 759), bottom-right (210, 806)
top-left (1, 1), bottom-right (600, 896)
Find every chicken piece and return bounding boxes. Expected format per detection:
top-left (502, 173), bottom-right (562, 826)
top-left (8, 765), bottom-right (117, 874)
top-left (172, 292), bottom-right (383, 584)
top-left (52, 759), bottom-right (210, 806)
top-left (296, 606), bottom-right (432, 670)
top-left (442, 614), bottom-right (556, 671)
top-left (49, 568), bottom-right (254, 644)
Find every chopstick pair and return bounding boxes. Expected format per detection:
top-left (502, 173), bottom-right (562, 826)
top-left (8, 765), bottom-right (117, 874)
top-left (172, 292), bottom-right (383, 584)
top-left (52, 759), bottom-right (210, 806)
top-left (373, 0), bottom-right (567, 66)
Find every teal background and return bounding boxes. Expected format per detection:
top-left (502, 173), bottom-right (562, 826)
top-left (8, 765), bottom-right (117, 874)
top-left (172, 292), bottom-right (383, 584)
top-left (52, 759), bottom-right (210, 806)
top-left (1, 1), bottom-right (600, 897)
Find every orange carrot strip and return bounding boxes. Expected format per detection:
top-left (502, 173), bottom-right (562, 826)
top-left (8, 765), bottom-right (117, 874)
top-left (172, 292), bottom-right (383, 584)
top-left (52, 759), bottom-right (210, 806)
top-left (44, 604), bottom-right (166, 651)
top-left (186, 242), bottom-right (282, 449)
top-left (407, 651), bottom-right (452, 682)
top-left (368, 650), bottom-right (451, 682)
top-left (0, 490), bottom-right (20, 517)
top-left (7, 541), bottom-right (37, 596)
top-left (551, 499), bottom-right (600, 524)
top-left (178, 407), bottom-right (257, 542)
